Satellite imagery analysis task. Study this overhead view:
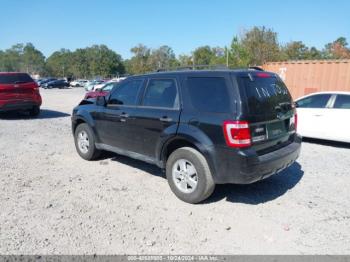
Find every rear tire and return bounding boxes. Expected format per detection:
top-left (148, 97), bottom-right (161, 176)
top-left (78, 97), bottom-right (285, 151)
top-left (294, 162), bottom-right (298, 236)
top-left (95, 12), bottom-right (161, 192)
top-left (74, 123), bottom-right (101, 160)
top-left (29, 106), bottom-right (40, 117)
top-left (166, 147), bottom-right (215, 204)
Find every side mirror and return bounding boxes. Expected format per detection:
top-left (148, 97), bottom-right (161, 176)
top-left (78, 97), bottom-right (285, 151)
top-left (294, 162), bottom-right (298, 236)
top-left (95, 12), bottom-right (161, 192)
top-left (294, 101), bottom-right (299, 108)
top-left (96, 95), bottom-right (107, 106)
top-left (96, 88), bottom-right (102, 92)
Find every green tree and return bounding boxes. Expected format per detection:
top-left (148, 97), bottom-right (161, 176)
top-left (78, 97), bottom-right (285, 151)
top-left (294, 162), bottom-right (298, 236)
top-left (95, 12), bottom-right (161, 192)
top-left (128, 44), bottom-right (151, 74)
top-left (45, 45), bottom-right (124, 78)
top-left (305, 47), bottom-right (323, 60)
top-left (2, 43), bottom-right (24, 71)
top-left (85, 45), bottom-right (124, 78)
top-left (324, 37), bottom-right (350, 59)
top-left (46, 49), bottom-right (73, 77)
top-left (240, 26), bottom-right (281, 65)
top-left (22, 43), bottom-right (46, 75)
top-left (70, 48), bottom-right (90, 78)
top-left (282, 41), bottom-right (309, 60)
top-left (229, 36), bottom-right (251, 67)
top-left (0, 43), bottom-right (45, 74)
top-left (178, 54), bottom-right (193, 66)
top-left (192, 46), bottom-right (214, 65)
top-left (0, 50), bottom-right (5, 71)
top-left (149, 45), bottom-right (177, 70)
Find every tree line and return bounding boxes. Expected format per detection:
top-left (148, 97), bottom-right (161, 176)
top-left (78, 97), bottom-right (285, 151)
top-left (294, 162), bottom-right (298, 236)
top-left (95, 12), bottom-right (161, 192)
top-left (0, 26), bottom-right (349, 78)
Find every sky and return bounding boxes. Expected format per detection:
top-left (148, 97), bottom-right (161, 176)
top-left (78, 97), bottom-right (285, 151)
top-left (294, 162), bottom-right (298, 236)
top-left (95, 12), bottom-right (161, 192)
top-left (0, 0), bottom-right (349, 59)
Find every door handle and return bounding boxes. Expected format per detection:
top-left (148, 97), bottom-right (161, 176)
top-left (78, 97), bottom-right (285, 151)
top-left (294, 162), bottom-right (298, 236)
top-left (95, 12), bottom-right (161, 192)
top-left (160, 116), bottom-right (172, 122)
top-left (313, 114), bottom-right (323, 117)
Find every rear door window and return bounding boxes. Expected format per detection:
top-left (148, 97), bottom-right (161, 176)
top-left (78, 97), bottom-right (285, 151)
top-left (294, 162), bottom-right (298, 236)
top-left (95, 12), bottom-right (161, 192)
top-left (186, 77), bottom-right (230, 113)
top-left (239, 74), bottom-right (292, 115)
top-left (0, 73), bottom-right (34, 84)
top-left (142, 79), bottom-right (178, 108)
top-left (333, 94), bottom-right (350, 109)
top-left (297, 94), bottom-right (332, 108)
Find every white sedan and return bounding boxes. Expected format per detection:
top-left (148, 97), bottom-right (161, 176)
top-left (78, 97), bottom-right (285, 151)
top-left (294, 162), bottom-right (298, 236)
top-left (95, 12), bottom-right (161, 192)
top-left (296, 91), bottom-right (350, 143)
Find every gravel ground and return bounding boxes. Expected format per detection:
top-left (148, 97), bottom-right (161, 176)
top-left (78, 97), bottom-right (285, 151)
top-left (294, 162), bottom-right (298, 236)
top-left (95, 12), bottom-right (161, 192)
top-left (0, 88), bottom-right (349, 255)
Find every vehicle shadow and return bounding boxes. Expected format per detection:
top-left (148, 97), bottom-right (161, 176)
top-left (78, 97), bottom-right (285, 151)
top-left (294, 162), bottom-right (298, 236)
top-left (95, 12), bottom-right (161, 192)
top-left (109, 153), bottom-right (164, 178)
top-left (0, 109), bottom-right (70, 120)
top-left (204, 162), bottom-right (304, 204)
top-left (108, 152), bottom-right (303, 205)
top-left (302, 137), bottom-right (350, 149)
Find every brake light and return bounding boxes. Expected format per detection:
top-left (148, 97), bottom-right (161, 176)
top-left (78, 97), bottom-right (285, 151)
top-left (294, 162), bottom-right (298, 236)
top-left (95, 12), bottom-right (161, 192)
top-left (294, 113), bottom-right (298, 132)
top-left (223, 121), bottom-right (251, 148)
top-left (256, 73), bottom-right (271, 78)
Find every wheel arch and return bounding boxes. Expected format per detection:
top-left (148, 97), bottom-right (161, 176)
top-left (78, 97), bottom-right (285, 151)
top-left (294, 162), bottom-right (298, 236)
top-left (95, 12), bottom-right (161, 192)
top-left (159, 135), bottom-right (217, 178)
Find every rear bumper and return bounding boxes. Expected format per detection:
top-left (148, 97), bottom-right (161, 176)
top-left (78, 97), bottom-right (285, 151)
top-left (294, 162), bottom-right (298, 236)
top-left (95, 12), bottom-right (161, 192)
top-left (0, 100), bottom-right (41, 112)
top-left (211, 135), bottom-right (302, 184)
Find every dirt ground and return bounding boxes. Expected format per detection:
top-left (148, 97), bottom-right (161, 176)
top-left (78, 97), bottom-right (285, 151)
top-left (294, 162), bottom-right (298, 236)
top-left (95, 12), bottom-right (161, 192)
top-left (0, 88), bottom-right (349, 254)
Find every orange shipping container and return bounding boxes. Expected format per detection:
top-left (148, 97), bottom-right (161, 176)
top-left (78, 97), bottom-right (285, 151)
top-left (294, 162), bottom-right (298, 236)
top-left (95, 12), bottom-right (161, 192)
top-left (262, 60), bottom-right (350, 99)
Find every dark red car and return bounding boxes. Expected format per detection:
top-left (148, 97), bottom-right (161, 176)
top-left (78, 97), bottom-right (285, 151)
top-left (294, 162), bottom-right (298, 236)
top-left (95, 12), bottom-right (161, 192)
top-left (84, 81), bottom-right (116, 99)
top-left (0, 72), bottom-right (42, 116)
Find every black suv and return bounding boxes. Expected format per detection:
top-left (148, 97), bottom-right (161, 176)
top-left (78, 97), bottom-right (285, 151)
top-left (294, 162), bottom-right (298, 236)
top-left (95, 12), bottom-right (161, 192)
top-left (72, 69), bottom-right (301, 203)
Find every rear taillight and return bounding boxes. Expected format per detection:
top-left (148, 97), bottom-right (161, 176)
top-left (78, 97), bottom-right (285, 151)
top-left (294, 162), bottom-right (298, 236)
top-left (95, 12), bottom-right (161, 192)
top-left (223, 121), bottom-right (251, 148)
top-left (294, 113), bottom-right (298, 132)
top-left (33, 83), bottom-right (40, 92)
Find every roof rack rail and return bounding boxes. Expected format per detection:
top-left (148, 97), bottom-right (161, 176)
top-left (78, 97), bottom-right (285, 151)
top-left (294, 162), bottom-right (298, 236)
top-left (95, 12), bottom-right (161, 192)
top-left (248, 66), bottom-right (264, 71)
top-left (153, 64), bottom-right (228, 73)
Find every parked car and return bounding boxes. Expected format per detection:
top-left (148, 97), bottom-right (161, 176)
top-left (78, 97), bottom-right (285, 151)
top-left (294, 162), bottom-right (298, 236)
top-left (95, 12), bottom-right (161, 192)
top-left (84, 80), bottom-right (104, 91)
top-left (70, 79), bottom-right (88, 87)
top-left (43, 79), bottom-right (69, 89)
top-left (72, 69), bottom-right (301, 203)
top-left (295, 91), bottom-right (350, 143)
top-left (92, 77), bottom-right (126, 92)
top-left (38, 78), bottom-right (57, 86)
top-left (0, 72), bottom-right (42, 116)
top-left (84, 82), bottom-right (117, 99)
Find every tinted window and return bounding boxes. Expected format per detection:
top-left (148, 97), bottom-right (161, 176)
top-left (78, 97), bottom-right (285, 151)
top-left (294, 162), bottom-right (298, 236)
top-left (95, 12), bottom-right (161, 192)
top-left (297, 94), bottom-right (331, 108)
top-left (143, 79), bottom-right (178, 108)
top-left (0, 73), bottom-right (34, 84)
top-left (334, 95), bottom-right (350, 109)
top-left (186, 77), bottom-right (230, 113)
top-left (108, 80), bottom-right (143, 105)
top-left (239, 75), bottom-right (292, 115)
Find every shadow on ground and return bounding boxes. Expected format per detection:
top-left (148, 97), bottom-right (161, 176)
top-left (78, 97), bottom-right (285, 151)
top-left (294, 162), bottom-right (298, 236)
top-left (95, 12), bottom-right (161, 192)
top-left (0, 109), bottom-right (70, 120)
top-left (204, 162), bottom-right (303, 204)
top-left (109, 153), bottom-right (164, 178)
top-left (108, 151), bottom-right (303, 204)
top-left (302, 137), bottom-right (350, 149)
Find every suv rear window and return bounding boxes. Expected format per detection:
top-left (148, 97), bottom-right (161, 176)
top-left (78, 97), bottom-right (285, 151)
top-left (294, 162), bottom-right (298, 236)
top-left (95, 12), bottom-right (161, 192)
top-left (239, 75), bottom-right (292, 115)
top-left (0, 73), bottom-right (34, 84)
top-left (186, 77), bottom-right (230, 113)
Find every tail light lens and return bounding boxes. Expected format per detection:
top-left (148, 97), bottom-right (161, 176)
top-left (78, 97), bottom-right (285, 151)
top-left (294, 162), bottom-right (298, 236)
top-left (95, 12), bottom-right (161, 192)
top-left (223, 121), bottom-right (251, 148)
top-left (294, 113), bottom-right (298, 132)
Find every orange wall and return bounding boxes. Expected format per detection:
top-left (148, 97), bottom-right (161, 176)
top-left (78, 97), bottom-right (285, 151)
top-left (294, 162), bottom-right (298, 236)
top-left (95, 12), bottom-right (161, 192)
top-left (263, 60), bottom-right (350, 99)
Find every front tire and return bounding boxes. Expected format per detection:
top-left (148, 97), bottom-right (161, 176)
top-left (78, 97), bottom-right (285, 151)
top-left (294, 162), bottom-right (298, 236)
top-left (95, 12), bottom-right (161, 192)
top-left (74, 123), bottom-right (101, 160)
top-left (166, 147), bottom-right (215, 204)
